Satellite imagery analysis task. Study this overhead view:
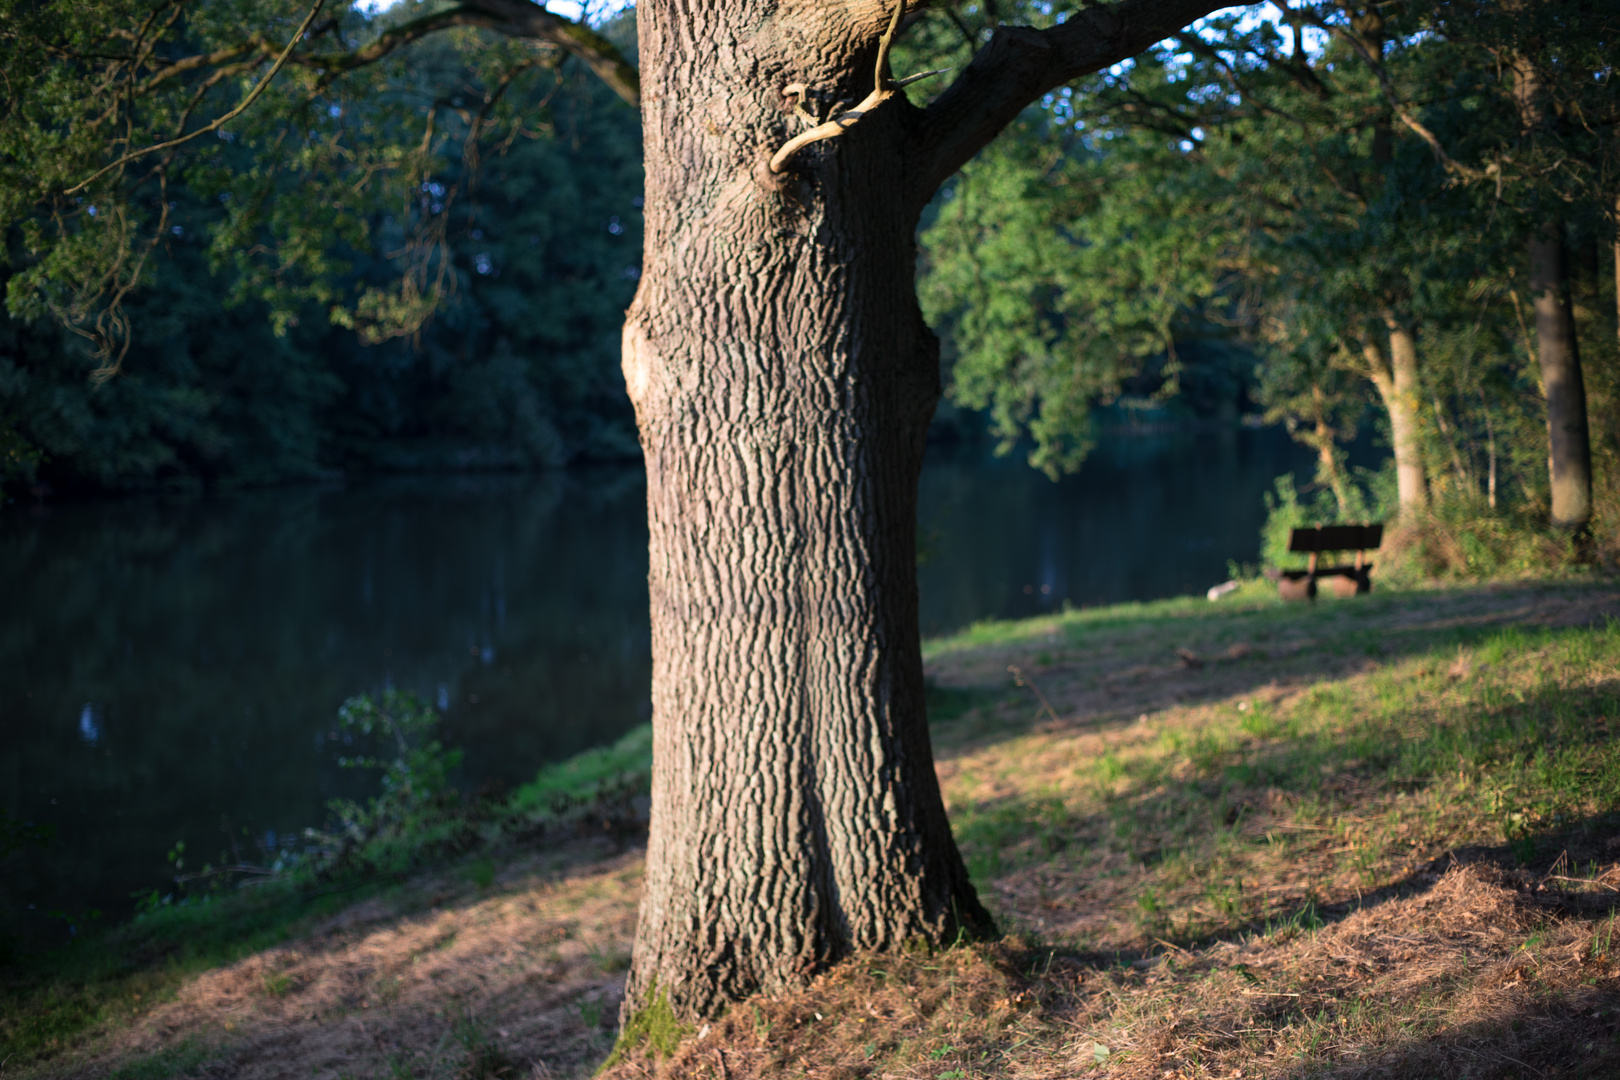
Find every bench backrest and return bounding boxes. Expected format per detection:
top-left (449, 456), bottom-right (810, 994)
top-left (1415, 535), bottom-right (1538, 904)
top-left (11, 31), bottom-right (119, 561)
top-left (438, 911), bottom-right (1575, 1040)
top-left (1288, 523), bottom-right (1383, 554)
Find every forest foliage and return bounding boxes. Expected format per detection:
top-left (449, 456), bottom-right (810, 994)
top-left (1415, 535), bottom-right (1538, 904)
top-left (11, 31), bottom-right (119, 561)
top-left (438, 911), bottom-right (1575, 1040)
top-left (2, 0), bottom-right (1618, 572)
top-left (910, 0), bottom-right (1620, 564)
top-left (1, 1), bottom-right (643, 492)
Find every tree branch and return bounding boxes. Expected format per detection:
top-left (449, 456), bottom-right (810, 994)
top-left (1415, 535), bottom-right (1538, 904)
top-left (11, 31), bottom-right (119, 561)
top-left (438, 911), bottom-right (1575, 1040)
top-left (301, 6), bottom-right (505, 73)
top-left (913, 0), bottom-right (1230, 198)
top-left (767, 0), bottom-right (946, 175)
top-left (121, 1), bottom-right (637, 109)
top-left (452, 0), bottom-right (638, 106)
top-left (1293, 5), bottom-right (1494, 185)
top-left (302, 1), bottom-right (636, 103)
top-left (64, 0), bottom-right (326, 196)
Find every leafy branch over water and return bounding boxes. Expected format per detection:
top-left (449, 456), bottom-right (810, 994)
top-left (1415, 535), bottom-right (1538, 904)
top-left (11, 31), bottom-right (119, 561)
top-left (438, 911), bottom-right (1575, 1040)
top-left (319, 688), bottom-right (466, 855)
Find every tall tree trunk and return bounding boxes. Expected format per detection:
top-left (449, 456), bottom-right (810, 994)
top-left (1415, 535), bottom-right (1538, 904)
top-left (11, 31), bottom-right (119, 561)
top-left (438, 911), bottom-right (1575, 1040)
top-left (1515, 53), bottom-right (1593, 530)
top-left (619, 0), bottom-right (989, 1022)
top-left (612, 0), bottom-right (1230, 1022)
top-left (1528, 222), bottom-right (1593, 528)
top-left (1364, 323), bottom-right (1427, 513)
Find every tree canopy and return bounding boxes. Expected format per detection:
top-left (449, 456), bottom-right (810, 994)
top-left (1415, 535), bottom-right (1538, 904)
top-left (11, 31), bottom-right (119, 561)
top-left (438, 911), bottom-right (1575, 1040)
top-left (917, 0), bottom-right (1619, 550)
top-left (8, 0), bottom-right (1614, 532)
top-left (2, 0), bottom-right (644, 490)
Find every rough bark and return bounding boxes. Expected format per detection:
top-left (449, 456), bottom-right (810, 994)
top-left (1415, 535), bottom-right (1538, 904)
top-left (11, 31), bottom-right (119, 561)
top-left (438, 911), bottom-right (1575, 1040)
top-left (1515, 54), bottom-right (1592, 530)
top-left (1364, 324), bottom-right (1428, 513)
top-left (621, 1), bottom-right (982, 1021)
top-left (617, 0), bottom-right (1229, 1020)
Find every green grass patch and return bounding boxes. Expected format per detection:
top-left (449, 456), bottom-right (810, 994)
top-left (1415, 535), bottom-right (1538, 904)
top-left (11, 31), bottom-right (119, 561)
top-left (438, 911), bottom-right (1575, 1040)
top-left (509, 724), bottom-right (652, 814)
top-left (104, 1038), bottom-right (215, 1080)
top-left (601, 981), bottom-right (690, 1070)
top-left (3, 715), bottom-right (657, 1071)
top-left (929, 581), bottom-right (1620, 947)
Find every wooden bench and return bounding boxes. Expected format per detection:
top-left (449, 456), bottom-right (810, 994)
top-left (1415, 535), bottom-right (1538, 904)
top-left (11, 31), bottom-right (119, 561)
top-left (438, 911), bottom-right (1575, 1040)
top-left (1267, 523), bottom-right (1383, 600)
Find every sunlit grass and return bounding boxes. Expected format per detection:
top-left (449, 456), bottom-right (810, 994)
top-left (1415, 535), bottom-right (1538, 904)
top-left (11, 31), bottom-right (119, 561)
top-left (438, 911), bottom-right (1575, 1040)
top-left (937, 608), bottom-right (1620, 950)
top-left (11, 578), bottom-right (1620, 1079)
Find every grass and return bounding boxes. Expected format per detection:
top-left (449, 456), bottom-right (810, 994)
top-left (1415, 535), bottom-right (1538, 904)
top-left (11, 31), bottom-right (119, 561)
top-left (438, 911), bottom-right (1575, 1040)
top-left (507, 724), bottom-right (651, 815)
top-left (928, 583), bottom-right (1620, 953)
top-left (102, 1038), bottom-right (212, 1080)
top-left (0, 872), bottom-right (398, 1068)
top-left (603, 981), bottom-right (692, 1069)
top-left (3, 844), bottom-right (641, 1080)
top-left (617, 577), bottom-right (1620, 1078)
top-left (0, 722), bottom-right (651, 1074)
top-left (8, 577), bottom-right (1620, 1079)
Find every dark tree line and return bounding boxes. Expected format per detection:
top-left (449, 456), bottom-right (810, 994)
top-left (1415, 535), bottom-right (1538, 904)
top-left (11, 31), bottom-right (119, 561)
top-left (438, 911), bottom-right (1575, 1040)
top-left (2, 6), bottom-right (643, 493)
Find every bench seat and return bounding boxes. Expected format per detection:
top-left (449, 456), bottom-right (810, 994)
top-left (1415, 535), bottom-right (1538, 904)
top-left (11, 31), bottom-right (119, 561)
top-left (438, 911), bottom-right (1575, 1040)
top-left (1267, 523), bottom-right (1383, 601)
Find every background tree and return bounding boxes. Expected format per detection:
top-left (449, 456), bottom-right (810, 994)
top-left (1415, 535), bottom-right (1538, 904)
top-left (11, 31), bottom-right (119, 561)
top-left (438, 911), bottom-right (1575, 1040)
top-left (1309, 0), bottom-right (1618, 533)
top-left (917, 0), bottom-right (1620, 561)
top-left (920, 52), bottom-right (1255, 478)
top-left (919, 5), bottom-right (1462, 507)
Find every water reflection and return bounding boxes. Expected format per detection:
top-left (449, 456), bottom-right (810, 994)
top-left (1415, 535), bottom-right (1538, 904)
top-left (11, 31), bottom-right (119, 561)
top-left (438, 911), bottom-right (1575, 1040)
top-left (0, 428), bottom-right (1312, 934)
top-left (916, 428), bottom-right (1312, 634)
top-left (1, 471), bottom-right (653, 930)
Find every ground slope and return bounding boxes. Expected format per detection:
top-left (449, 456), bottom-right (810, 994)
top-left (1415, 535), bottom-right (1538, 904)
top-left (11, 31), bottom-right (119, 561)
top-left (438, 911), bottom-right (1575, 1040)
top-left (11, 578), bottom-right (1620, 1079)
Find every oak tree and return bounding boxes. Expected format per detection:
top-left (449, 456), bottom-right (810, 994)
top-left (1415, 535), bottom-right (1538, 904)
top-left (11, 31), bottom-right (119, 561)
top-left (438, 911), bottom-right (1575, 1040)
top-left (3, 0), bottom-right (1231, 1019)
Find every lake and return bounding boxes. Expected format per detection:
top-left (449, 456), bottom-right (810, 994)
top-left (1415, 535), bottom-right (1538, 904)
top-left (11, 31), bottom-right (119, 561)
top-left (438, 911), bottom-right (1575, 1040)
top-left (1, 427), bottom-right (1310, 934)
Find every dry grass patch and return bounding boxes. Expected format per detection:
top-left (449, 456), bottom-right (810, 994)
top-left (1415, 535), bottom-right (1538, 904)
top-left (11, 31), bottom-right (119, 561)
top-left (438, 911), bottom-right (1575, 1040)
top-left (603, 580), bottom-right (1620, 1078)
top-left (1073, 863), bottom-right (1620, 1079)
top-left (604, 866), bottom-right (1620, 1079)
top-left (930, 586), bottom-right (1620, 954)
top-left (20, 846), bottom-right (641, 1080)
top-left (605, 940), bottom-right (1056, 1080)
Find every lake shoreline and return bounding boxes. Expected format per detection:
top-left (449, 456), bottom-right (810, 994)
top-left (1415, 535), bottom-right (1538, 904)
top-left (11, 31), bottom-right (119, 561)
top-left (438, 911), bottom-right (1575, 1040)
top-left (8, 576), bottom-right (1620, 1078)
top-left (3, 430), bottom-right (1315, 927)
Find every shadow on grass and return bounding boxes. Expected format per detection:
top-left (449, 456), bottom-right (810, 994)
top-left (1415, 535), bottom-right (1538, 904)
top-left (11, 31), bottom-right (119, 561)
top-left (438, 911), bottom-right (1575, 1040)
top-left (0, 838), bottom-right (638, 1078)
top-left (949, 633), bottom-right (1620, 949)
top-left (928, 580), bottom-right (1620, 754)
top-left (1277, 985), bottom-right (1620, 1079)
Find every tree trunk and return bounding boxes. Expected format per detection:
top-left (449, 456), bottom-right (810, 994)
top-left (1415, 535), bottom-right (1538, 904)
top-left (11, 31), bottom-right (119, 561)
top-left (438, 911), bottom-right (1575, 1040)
top-left (1515, 53), bottom-right (1592, 530)
top-left (1316, 436), bottom-right (1351, 519)
top-left (1307, 386), bottom-right (1351, 518)
top-left (619, 0), bottom-right (990, 1022)
top-left (1364, 324), bottom-right (1427, 513)
top-left (1528, 222), bottom-right (1593, 528)
top-left (608, 0), bottom-right (1229, 1023)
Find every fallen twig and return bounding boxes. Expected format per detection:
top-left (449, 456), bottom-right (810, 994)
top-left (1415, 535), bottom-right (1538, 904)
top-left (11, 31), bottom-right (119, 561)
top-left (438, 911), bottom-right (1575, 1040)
top-left (1008, 665), bottom-right (1061, 725)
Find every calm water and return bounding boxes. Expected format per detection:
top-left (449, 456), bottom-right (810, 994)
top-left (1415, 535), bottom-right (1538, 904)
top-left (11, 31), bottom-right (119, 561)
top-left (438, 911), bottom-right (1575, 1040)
top-left (1, 428), bottom-right (1309, 934)
top-left (916, 428), bottom-right (1312, 633)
